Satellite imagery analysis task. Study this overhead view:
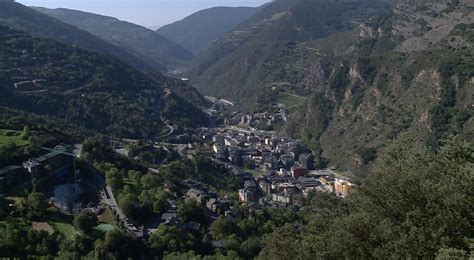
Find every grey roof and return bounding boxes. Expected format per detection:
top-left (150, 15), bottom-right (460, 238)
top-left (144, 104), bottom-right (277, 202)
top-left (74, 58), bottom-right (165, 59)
top-left (161, 212), bottom-right (178, 221)
top-left (0, 165), bottom-right (22, 175)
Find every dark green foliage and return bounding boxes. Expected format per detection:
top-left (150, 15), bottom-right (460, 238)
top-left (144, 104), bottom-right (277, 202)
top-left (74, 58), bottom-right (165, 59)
top-left (161, 93), bottom-right (210, 130)
top-left (177, 202), bottom-right (206, 223)
top-left (259, 139), bottom-right (474, 259)
top-left (73, 211), bottom-right (98, 235)
top-left (148, 225), bottom-right (197, 257)
top-left (0, 25), bottom-right (207, 139)
top-left (93, 229), bottom-right (147, 259)
top-left (25, 191), bottom-right (48, 219)
top-left (355, 147), bottom-right (377, 164)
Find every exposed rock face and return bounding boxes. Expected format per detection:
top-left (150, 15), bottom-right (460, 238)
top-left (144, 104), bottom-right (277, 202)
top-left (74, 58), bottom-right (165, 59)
top-left (189, 0), bottom-right (473, 172)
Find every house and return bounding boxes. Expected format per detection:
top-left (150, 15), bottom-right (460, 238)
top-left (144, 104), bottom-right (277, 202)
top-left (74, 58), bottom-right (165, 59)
top-left (259, 180), bottom-right (272, 195)
top-left (206, 198), bottom-right (220, 213)
top-left (161, 212), bottom-right (178, 225)
top-left (291, 167), bottom-right (309, 178)
top-left (186, 188), bottom-right (206, 204)
top-left (298, 153), bottom-right (314, 170)
top-left (334, 179), bottom-right (353, 197)
top-left (239, 188), bottom-right (255, 202)
top-left (244, 180), bottom-right (257, 191)
top-left (185, 221), bottom-right (201, 231)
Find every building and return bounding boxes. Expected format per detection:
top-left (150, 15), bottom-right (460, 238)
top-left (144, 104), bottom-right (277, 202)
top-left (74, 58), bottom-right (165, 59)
top-left (161, 212), bottom-right (179, 225)
top-left (259, 180), bottom-right (272, 195)
top-left (239, 188), bottom-right (255, 202)
top-left (186, 188), bottom-right (206, 204)
top-left (213, 144), bottom-right (228, 161)
top-left (291, 167), bottom-right (309, 178)
top-left (334, 179), bottom-right (353, 197)
top-left (298, 153), bottom-right (314, 170)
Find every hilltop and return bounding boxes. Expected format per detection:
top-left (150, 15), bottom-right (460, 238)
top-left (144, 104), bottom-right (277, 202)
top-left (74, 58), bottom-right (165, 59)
top-left (34, 7), bottom-right (194, 71)
top-left (0, 1), bottom-right (150, 70)
top-left (157, 6), bottom-right (260, 54)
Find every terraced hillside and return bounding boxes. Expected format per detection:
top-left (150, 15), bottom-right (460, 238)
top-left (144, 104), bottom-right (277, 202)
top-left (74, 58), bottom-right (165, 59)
top-left (188, 0), bottom-right (473, 172)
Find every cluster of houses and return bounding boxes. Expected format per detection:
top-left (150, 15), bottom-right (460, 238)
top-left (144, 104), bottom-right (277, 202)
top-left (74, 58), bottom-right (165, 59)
top-left (197, 128), bottom-right (355, 208)
top-left (240, 170), bottom-right (354, 207)
top-left (206, 129), bottom-right (313, 172)
top-left (223, 111), bottom-right (287, 130)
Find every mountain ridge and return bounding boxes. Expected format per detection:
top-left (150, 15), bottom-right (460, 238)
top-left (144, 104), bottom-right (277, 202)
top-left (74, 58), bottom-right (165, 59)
top-left (33, 6), bottom-right (194, 71)
top-left (0, 1), bottom-right (151, 70)
top-left (157, 6), bottom-right (261, 54)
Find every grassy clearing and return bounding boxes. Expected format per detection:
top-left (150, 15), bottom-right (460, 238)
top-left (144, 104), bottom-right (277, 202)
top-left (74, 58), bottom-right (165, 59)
top-left (198, 164), bottom-right (240, 192)
top-left (248, 169), bottom-right (265, 178)
top-left (98, 207), bottom-right (115, 224)
top-left (50, 222), bottom-right (78, 239)
top-left (121, 177), bottom-right (143, 196)
top-left (275, 93), bottom-right (306, 109)
top-left (32, 222), bottom-right (55, 235)
top-left (6, 196), bottom-right (25, 206)
top-left (0, 129), bottom-right (29, 147)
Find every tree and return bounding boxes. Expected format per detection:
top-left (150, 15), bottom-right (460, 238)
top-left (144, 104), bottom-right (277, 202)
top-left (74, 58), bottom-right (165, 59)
top-left (128, 170), bottom-right (142, 186)
top-left (140, 173), bottom-right (161, 189)
top-left (209, 216), bottom-right (235, 240)
top-left (106, 168), bottom-right (123, 191)
top-left (177, 202), bottom-right (206, 223)
top-left (26, 191), bottom-right (48, 219)
top-left (153, 189), bottom-right (168, 213)
top-left (74, 211), bottom-right (98, 235)
top-left (148, 225), bottom-right (195, 257)
top-left (118, 194), bottom-right (138, 219)
top-left (258, 139), bottom-right (474, 259)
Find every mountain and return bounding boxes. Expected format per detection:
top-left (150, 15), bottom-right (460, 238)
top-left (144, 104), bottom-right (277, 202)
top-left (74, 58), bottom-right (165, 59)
top-left (0, 24), bottom-right (208, 139)
top-left (157, 6), bottom-right (260, 54)
top-left (33, 7), bottom-right (194, 71)
top-left (188, 0), bottom-right (473, 173)
top-left (0, 0), bottom-right (150, 70)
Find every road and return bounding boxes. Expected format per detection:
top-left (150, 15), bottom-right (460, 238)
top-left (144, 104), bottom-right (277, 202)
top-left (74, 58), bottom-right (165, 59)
top-left (157, 116), bottom-right (174, 139)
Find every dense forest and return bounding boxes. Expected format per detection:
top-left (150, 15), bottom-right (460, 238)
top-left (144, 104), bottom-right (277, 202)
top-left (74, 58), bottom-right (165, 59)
top-left (0, 25), bottom-right (208, 139)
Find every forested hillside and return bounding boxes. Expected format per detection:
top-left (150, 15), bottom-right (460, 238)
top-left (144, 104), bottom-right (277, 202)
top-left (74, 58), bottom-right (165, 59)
top-left (34, 7), bottom-right (194, 71)
top-left (157, 6), bottom-right (260, 54)
top-left (0, 0), bottom-right (150, 70)
top-left (188, 0), bottom-right (473, 173)
top-left (0, 25), bottom-right (208, 138)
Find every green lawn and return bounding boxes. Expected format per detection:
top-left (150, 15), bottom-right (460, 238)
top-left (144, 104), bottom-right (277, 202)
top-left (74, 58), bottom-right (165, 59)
top-left (246, 168), bottom-right (265, 178)
top-left (50, 222), bottom-right (78, 239)
top-left (0, 129), bottom-right (29, 147)
top-left (121, 177), bottom-right (143, 196)
top-left (275, 92), bottom-right (307, 109)
top-left (198, 164), bottom-right (240, 192)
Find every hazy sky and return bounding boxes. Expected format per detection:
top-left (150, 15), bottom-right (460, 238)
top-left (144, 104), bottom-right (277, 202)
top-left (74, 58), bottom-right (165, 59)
top-left (17, 0), bottom-right (270, 29)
